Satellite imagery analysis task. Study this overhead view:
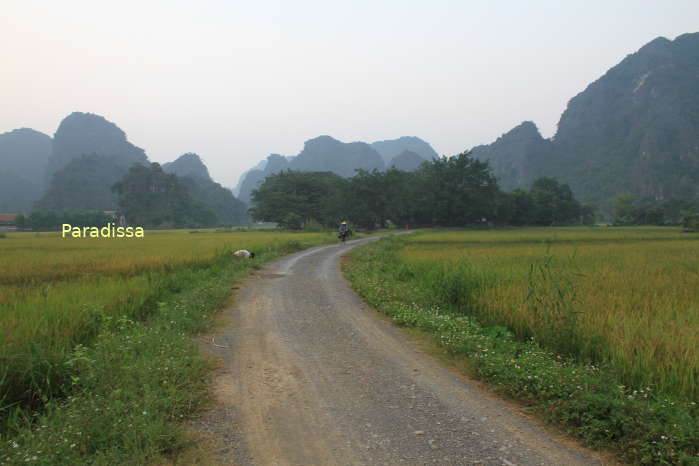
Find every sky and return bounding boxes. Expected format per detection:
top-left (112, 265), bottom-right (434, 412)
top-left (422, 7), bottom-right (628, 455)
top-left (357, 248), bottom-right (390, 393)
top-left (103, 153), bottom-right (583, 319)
top-left (2, 1), bottom-right (698, 187)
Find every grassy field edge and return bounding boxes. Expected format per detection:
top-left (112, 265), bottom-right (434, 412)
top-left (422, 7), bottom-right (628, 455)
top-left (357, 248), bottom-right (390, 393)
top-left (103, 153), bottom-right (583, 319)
top-left (0, 236), bottom-right (334, 465)
top-left (343, 235), bottom-right (698, 465)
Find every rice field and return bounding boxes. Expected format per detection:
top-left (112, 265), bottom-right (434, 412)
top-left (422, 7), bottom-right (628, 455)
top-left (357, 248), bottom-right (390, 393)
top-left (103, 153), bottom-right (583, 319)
top-left (398, 227), bottom-right (699, 401)
top-left (0, 228), bottom-right (333, 418)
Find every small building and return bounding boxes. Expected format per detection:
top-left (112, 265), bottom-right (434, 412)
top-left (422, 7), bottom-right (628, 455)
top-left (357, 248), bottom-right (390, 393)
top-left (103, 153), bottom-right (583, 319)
top-left (0, 214), bottom-right (18, 225)
top-left (0, 213), bottom-right (18, 232)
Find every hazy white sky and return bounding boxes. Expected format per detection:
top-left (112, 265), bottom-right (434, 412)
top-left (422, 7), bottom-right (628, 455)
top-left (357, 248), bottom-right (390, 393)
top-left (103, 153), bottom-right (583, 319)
top-left (2, 0), bottom-right (698, 186)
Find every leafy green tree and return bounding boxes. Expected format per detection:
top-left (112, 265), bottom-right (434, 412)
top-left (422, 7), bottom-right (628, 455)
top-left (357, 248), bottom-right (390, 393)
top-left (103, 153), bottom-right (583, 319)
top-left (415, 151), bottom-right (500, 226)
top-left (250, 171), bottom-right (345, 227)
top-left (179, 177), bottom-right (249, 225)
top-left (509, 189), bottom-right (535, 226)
top-left (112, 163), bottom-right (216, 227)
top-left (529, 177), bottom-right (581, 225)
top-left (682, 213), bottom-right (699, 232)
top-left (613, 194), bottom-right (635, 225)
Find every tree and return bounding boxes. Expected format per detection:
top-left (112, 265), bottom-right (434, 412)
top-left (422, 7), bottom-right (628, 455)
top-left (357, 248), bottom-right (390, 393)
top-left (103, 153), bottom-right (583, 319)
top-left (613, 194), bottom-right (635, 225)
top-left (416, 151), bottom-right (500, 226)
top-left (529, 177), bottom-right (581, 225)
top-left (112, 163), bottom-right (216, 227)
top-left (250, 171), bottom-right (345, 228)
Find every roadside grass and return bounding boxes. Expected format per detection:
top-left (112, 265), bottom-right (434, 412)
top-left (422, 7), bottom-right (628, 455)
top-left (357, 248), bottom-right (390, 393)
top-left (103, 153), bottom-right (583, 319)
top-left (0, 230), bottom-right (336, 464)
top-left (344, 232), bottom-right (698, 465)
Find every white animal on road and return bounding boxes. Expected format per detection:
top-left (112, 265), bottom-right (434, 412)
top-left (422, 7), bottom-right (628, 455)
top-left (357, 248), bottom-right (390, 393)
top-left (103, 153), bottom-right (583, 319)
top-left (233, 249), bottom-right (255, 259)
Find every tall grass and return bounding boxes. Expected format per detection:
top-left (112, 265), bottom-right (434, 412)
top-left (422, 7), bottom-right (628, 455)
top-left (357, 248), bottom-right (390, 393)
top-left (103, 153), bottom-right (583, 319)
top-left (345, 232), bottom-right (698, 463)
top-left (397, 228), bottom-right (699, 401)
top-left (0, 229), bottom-right (333, 429)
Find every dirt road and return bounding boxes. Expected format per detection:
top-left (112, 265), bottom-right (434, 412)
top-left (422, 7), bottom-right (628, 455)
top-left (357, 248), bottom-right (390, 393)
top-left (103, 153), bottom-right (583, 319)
top-left (197, 236), bottom-right (603, 465)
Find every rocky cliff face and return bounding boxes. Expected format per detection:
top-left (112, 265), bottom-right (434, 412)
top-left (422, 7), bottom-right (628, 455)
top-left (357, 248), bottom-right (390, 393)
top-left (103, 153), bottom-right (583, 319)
top-left (471, 32), bottom-right (699, 207)
top-left (0, 128), bottom-right (52, 212)
top-left (470, 121), bottom-right (553, 191)
top-left (162, 153), bottom-right (212, 181)
top-left (371, 136), bottom-right (438, 165)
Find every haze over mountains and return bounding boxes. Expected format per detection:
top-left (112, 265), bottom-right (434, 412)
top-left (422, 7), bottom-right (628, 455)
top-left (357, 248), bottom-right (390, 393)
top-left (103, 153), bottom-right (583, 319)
top-left (472, 32), bottom-right (699, 211)
top-left (235, 135), bottom-right (438, 206)
top-left (0, 128), bottom-right (51, 212)
top-left (1, 32), bottom-right (697, 220)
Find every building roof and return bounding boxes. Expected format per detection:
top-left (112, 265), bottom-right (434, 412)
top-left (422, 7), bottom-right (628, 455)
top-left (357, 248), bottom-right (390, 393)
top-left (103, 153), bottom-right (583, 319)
top-left (0, 214), bottom-right (18, 223)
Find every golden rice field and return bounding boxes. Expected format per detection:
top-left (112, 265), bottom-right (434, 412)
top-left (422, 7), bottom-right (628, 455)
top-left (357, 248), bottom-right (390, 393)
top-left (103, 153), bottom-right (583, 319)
top-left (399, 227), bottom-right (699, 401)
top-left (0, 228), bottom-right (333, 411)
top-left (0, 229), bottom-right (330, 303)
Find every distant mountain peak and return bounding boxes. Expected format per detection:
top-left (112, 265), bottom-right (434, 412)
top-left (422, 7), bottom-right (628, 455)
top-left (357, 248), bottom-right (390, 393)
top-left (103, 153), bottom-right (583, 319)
top-left (371, 136), bottom-right (438, 164)
top-left (162, 152), bottom-right (211, 181)
top-left (47, 111), bottom-right (147, 179)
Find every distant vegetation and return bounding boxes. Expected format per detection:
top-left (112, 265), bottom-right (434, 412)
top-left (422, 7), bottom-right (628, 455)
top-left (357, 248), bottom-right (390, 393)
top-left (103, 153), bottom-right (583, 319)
top-left (250, 151), bottom-right (594, 229)
top-left (14, 210), bottom-right (113, 231)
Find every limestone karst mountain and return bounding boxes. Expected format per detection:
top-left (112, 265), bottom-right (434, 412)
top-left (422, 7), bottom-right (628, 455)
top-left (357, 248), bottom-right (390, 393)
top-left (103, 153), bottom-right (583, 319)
top-left (236, 136), bottom-right (386, 206)
top-left (387, 150), bottom-right (430, 172)
top-left (0, 128), bottom-right (52, 212)
top-left (371, 136), bottom-right (438, 165)
top-left (472, 32), bottom-right (699, 209)
top-left (46, 112), bottom-right (148, 180)
top-left (235, 135), bottom-right (438, 206)
top-left (163, 152), bottom-right (248, 225)
top-left (162, 152), bottom-right (212, 181)
top-left (37, 112), bottom-right (149, 211)
top-left (470, 121), bottom-right (553, 192)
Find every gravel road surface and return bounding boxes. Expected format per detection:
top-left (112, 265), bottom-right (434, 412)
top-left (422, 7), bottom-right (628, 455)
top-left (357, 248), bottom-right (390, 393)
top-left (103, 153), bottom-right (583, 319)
top-left (197, 236), bottom-right (604, 465)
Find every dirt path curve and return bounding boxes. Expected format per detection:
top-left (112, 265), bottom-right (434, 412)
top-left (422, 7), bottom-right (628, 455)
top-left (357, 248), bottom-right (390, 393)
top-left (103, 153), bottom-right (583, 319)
top-left (196, 236), bottom-right (603, 465)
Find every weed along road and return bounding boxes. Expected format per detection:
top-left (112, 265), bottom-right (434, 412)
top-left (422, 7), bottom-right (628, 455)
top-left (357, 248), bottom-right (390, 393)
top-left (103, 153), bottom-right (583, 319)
top-left (198, 236), bottom-right (602, 465)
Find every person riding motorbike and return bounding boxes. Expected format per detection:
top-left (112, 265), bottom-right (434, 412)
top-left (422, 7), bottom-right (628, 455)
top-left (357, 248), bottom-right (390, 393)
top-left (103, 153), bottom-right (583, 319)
top-left (338, 221), bottom-right (350, 242)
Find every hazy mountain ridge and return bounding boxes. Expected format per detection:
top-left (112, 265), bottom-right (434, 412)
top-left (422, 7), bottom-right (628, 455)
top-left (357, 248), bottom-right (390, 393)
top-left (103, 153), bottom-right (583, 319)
top-left (236, 135), bottom-right (438, 206)
top-left (163, 152), bottom-right (248, 225)
top-left (371, 136), bottom-right (438, 164)
top-left (37, 112), bottom-right (150, 211)
top-left (47, 112), bottom-right (148, 180)
top-left (472, 32), bottom-right (699, 209)
top-left (470, 121), bottom-right (553, 191)
top-left (0, 128), bottom-right (52, 211)
top-left (162, 152), bottom-right (212, 181)
top-left (388, 150), bottom-right (428, 171)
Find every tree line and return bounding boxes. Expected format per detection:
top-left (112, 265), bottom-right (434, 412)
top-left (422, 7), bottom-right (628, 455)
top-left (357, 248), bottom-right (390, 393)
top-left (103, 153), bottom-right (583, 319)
top-left (250, 151), bottom-right (594, 229)
top-left (611, 194), bottom-right (699, 227)
top-left (17, 163), bottom-right (250, 230)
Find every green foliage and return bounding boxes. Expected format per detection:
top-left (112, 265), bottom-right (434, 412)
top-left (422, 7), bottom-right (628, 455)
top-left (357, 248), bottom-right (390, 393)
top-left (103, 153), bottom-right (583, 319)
top-left (510, 178), bottom-right (586, 226)
top-left (178, 176), bottom-right (249, 226)
top-left (0, 234), bottom-right (333, 463)
top-left (36, 154), bottom-right (127, 211)
top-left (683, 213), bottom-right (699, 232)
top-left (250, 151), bottom-right (520, 229)
top-left (417, 152), bottom-right (500, 226)
top-left (250, 171), bottom-right (345, 228)
top-left (19, 210), bottom-right (113, 231)
top-left (112, 163), bottom-right (217, 228)
top-left (613, 195), bottom-right (698, 226)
